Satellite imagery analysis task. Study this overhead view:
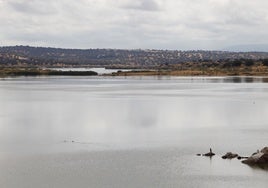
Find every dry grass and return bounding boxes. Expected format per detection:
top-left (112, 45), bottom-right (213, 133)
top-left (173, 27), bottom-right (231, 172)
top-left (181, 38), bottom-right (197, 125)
top-left (108, 67), bottom-right (268, 77)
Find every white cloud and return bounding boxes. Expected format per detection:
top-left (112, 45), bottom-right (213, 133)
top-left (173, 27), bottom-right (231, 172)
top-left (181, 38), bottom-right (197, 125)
top-left (0, 0), bottom-right (268, 50)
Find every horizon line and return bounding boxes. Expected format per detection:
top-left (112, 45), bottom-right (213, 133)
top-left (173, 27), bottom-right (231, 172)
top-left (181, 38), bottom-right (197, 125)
top-left (1, 45), bottom-right (268, 53)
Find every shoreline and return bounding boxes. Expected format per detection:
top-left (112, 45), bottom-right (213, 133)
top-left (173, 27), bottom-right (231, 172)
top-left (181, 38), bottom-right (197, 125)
top-left (0, 68), bottom-right (98, 77)
top-left (1, 67), bottom-right (268, 77)
top-left (105, 69), bottom-right (268, 77)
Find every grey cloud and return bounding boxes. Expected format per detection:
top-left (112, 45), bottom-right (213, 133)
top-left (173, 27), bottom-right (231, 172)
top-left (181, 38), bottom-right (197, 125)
top-left (1, 0), bottom-right (268, 50)
top-left (215, 1), bottom-right (267, 26)
top-left (121, 0), bottom-right (161, 11)
top-left (7, 0), bottom-right (57, 15)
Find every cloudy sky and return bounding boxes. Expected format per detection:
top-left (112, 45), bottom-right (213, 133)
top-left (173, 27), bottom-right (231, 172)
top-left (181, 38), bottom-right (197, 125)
top-left (0, 0), bottom-right (268, 50)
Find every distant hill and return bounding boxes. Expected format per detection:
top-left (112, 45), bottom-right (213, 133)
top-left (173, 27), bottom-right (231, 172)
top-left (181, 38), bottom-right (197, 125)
top-left (224, 44), bottom-right (268, 52)
top-left (1, 45), bottom-right (268, 68)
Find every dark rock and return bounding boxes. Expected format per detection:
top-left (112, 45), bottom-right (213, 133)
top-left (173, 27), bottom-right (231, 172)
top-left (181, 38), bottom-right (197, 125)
top-left (261, 147), bottom-right (268, 154)
top-left (251, 150), bottom-right (259, 156)
top-left (242, 153), bottom-right (268, 165)
top-left (258, 154), bottom-right (268, 163)
top-left (196, 154), bottom-right (201, 156)
top-left (203, 148), bottom-right (215, 157)
top-left (237, 156), bottom-right (248, 160)
top-left (242, 147), bottom-right (268, 166)
top-left (222, 152), bottom-right (238, 159)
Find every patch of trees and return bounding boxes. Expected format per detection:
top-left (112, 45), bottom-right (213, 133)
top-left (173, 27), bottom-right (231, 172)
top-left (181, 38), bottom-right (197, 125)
top-left (2, 46), bottom-right (268, 68)
top-left (221, 59), bottom-right (255, 68)
top-left (261, 59), bottom-right (268, 66)
top-left (0, 69), bottom-right (98, 76)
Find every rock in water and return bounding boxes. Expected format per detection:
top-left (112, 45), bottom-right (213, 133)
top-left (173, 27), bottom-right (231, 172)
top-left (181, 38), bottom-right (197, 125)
top-left (237, 156), bottom-right (248, 160)
top-left (261, 147), bottom-right (268, 154)
top-left (222, 152), bottom-right (238, 159)
top-left (242, 147), bottom-right (268, 167)
top-left (203, 148), bottom-right (215, 157)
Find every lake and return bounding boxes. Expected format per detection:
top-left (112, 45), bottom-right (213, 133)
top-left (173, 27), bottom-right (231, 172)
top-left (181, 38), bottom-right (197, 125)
top-left (0, 76), bottom-right (268, 188)
top-left (49, 67), bottom-right (133, 75)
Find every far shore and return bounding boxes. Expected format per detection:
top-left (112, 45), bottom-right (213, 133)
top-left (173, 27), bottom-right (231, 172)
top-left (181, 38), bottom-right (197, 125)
top-left (0, 68), bottom-right (98, 77)
top-left (1, 66), bottom-right (268, 77)
top-left (105, 69), bottom-right (268, 77)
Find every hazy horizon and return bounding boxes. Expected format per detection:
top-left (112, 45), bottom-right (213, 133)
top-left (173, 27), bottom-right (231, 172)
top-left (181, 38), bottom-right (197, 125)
top-left (1, 0), bottom-right (268, 51)
top-left (2, 44), bottom-right (268, 53)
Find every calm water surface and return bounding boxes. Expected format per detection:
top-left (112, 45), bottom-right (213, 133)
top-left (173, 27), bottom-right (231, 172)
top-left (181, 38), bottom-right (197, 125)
top-left (0, 76), bottom-right (268, 188)
top-left (49, 67), bottom-right (132, 75)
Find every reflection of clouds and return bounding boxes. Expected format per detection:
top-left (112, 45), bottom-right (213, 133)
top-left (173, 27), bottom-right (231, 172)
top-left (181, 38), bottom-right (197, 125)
top-left (1, 77), bottom-right (268, 151)
top-left (126, 100), bottom-right (158, 127)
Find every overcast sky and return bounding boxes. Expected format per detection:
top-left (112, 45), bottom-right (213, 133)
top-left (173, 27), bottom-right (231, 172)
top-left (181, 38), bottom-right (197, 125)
top-left (0, 0), bottom-right (268, 50)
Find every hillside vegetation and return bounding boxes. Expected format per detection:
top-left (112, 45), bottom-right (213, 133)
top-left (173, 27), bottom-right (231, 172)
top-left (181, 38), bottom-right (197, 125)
top-left (1, 46), bottom-right (268, 76)
top-left (1, 46), bottom-right (268, 68)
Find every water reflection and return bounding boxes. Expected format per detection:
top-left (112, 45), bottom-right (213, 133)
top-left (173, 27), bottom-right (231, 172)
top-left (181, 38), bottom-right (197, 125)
top-left (48, 67), bottom-right (132, 75)
top-left (223, 77), bottom-right (260, 83)
top-left (196, 76), bottom-right (268, 83)
top-left (0, 76), bottom-right (268, 151)
top-left (0, 76), bottom-right (268, 188)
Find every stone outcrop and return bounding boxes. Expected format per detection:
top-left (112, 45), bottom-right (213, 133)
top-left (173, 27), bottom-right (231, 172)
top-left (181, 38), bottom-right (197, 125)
top-left (261, 147), bottom-right (268, 154)
top-left (242, 147), bottom-right (268, 167)
top-left (197, 147), bottom-right (268, 170)
top-left (222, 152), bottom-right (238, 159)
top-left (196, 148), bottom-right (215, 157)
top-left (203, 148), bottom-right (215, 157)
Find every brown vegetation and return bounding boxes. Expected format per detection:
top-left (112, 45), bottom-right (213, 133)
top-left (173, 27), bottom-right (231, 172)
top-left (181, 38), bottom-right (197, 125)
top-left (108, 61), bottom-right (268, 76)
top-left (0, 68), bottom-right (98, 77)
